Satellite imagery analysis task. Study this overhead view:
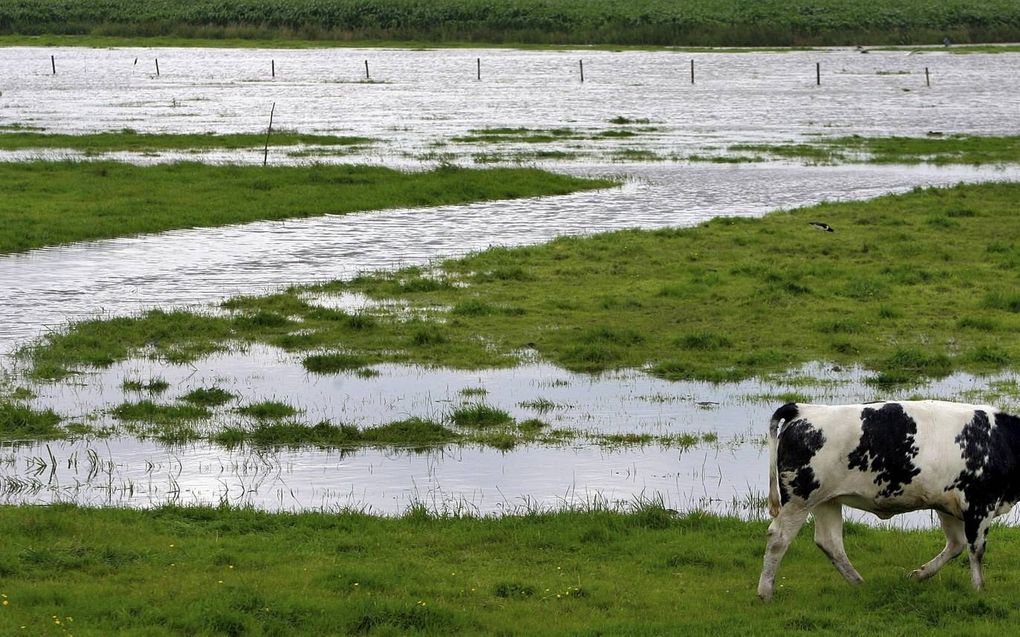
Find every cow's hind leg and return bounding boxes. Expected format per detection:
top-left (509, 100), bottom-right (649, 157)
top-left (757, 504), bottom-right (809, 601)
top-left (909, 511), bottom-right (965, 581)
top-left (965, 514), bottom-right (993, 590)
top-left (812, 500), bottom-right (863, 585)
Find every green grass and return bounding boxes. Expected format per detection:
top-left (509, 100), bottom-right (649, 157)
top-left (0, 162), bottom-right (616, 254)
top-left (179, 387), bottom-right (236, 407)
top-left (25, 181), bottom-right (1020, 386)
top-left (0, 401), bottom-right (62, 440)
top-left (2, 0), bottom-right (1020, 46)
top-left (1, 503), bottom-right (1019, 635)
top-left (0, 129), bottom-right (372, 153)
top-left (729, 134), bottom-right (1020, 166)
top-left (234, 400), bottom-right (301, 420)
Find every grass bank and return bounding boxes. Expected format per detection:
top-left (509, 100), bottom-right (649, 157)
top-left (24, 181), bottom-right (1020, 385)
top-left (0, 503), bottom-right (1016, 634)
top-left (0, 129), bottom-right (372, 153)
top-left (728, 134), bottom-right (1020, 166)
top-left (2, 0), bottom-right (1020, 47)
top-left (0, 162), bottom-right (615, 254)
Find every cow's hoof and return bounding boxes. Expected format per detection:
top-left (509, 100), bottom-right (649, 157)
top-left (907, 569), bottom-right (927, 581)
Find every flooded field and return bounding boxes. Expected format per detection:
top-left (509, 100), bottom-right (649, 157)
top-left (3, 46), bottom-right (1020, 521)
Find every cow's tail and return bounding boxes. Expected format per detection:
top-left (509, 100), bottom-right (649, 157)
top-left (767, 402), bottom-right (799, 518)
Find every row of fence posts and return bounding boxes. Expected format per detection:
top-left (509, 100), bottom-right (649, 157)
top-left (44, 55), bottom-right (935, 86)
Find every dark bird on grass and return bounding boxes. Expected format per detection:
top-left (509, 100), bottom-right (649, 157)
top-left (809, 222), bottom-right (834, 232)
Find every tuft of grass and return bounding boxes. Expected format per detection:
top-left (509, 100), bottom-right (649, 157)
top-left (111, 400), bottom-right (210, 423)
top-left (235, 400), bottom-right (301, 421)
top-left (302, 353), bottom-right (369, 374)
top-left (122, 377), bottom-right (171, 394)
top-left (450, 404), bottom-right (513, 429)
top-left (0, 401), bottom-right (63, 439)
top-left (180, 387), bottom-right (236, 407)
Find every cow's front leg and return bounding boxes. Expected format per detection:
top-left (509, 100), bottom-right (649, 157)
top-left (758, 505), bottom-right (809, 601)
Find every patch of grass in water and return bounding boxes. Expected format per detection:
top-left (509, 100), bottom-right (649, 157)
top-left (0, 401), bottom-right (63, 440)
top-left (180, 387), bottom-right (236, 407)
top-left (361, 418), bottom-right (459, 448)
top-left (0, 129), bottom-right (373, 153)
top-left (214, 418), bottom-right (457, 450)
top-left (450, 404), bottom-right (513, 429)
top-left (302, 353), bottom-right (369, 374)
top-left (122, 377), bottom-right (171, 394)
top-left (235, 400), bottom-right (302, 420)
top-left (111, 400), bottom-right (210, 423)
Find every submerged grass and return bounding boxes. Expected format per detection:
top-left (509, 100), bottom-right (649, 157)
top-left (0, 162), bottom-right (616, 254)
top-left (729, 134), bottom-right (1020, 166)
top-left (27, 181), bottom-right (1020, 386)
top-left (0, 129), bottom-right (372, 153)
top-left (1, 504), bottom-right (1020, 634)
top-left (0, 401), bottom-right (62, 439)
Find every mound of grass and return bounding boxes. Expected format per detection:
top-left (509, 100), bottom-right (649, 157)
top-left (180, 387), bottom-right (236, 407)
top-left (0, 401), bottom-right (62, 439)
top-left (302, 353), bottom-right (369, 374)
top-left (235, 400), bottom-right (301, 420)
top-left (450, 404), bottom-right (513, 429)
top-left (111, 400), bottom-right (210, 423)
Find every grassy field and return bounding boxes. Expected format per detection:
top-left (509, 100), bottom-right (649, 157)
top-left (0, 503), bottom-right (1016, 635)
top-left (23, 181), bottom-right (1020, 386)
top-left (2, 0), bottom-right (1020, 47)
top-left (0, 162), bottom-right (615, 254)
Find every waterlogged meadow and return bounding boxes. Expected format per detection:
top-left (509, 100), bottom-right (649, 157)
top-left (2, 39), bottom-right (1020, 634)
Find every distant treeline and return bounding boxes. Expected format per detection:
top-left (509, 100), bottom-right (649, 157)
top-left (3, 0), bottom-right (1020, 46)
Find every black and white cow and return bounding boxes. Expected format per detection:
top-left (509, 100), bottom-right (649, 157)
top-left (758, 400), bottom-right (1020, 601)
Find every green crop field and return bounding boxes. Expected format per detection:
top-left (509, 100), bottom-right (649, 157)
top-left (3, 0), bottom-right (1020, 47)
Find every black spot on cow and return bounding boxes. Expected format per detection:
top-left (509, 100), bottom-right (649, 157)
top-left (847, 403), bottom-right (921, 498)
top-left (947, 411), bottom-right (1020, 545)
top-left (777, 419), bottom-right (825, 504)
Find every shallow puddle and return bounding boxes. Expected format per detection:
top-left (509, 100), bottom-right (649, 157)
top-left (8, 345), bottom-right (1020, 525)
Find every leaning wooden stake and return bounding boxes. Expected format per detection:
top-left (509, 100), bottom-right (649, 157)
top-left (272, 59), bottom-right (275, 78)
top-left (364, 60), bottom-right (370, 80)
top-left (51, 55), bottom-right (56, 75)
top-left (925, 67), bottom-right (930, 87)
top-left (579, 59), bottom-right (584, 83)
top-left (690, 59), bottom-right (695, 84)
top-left (816, 62), bottom-right (820, 85)
top-left (263, 102), bottom-right (276, 167)
top-left (477, 58), bottom-right (481, 80)
top-left (155, 58), bottom-right (160, 76)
